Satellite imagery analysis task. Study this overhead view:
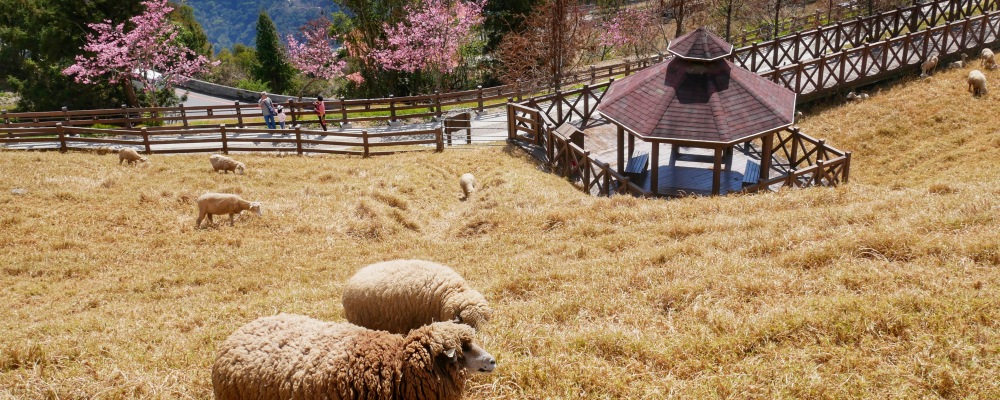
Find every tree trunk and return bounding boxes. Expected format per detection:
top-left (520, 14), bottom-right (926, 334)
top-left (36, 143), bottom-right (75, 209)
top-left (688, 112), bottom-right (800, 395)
top-left (773, 0), bottom-right (782, 40)
top-left (725, 2), bottom-right (733, 42)
top-left (123, 79), bottom-right (140, 108)
top-left (674, 0), bottom-right (686, 38)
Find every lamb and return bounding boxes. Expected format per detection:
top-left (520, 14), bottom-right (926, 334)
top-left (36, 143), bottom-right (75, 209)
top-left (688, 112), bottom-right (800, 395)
top-left (968, 69), bottom-right (988, 96)
top-left (845, 91), bottom-right (870, 101)
top-left (946, 53), bottom-right (969, 69)
top-left (920, 54), bottom-right (939, 76)
top-left (212, 314), bottom-right (496, 400)
top-left (981, 48), bottom-right (997, 70)
top-left (342, 259), bottom-right (492, 334)
top-left (195, 192), bottom-right (262, 227)
top-left (118, 147), bottom-right (147, 165)
top-left (459, 173), bottom-right (476, 200)
top-left (209, 154), bottom-right (246, 175)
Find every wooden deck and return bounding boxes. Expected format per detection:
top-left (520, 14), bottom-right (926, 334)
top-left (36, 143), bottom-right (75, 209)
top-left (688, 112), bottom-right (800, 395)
top-left (581, 118), bottom-right (783, 196)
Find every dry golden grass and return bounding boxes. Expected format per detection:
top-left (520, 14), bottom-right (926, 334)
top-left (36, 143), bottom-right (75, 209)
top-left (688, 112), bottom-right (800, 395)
top-left (2, 65), bottom-right (1000, 399)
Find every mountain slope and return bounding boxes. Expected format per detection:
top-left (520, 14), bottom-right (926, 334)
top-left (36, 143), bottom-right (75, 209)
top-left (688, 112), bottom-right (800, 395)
top-left (183, 0), bottom-right (339, 52)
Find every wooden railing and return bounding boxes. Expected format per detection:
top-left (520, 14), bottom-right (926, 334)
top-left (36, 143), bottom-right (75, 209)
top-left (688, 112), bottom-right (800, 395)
top-left (743, 127), bottom-right (852, 193)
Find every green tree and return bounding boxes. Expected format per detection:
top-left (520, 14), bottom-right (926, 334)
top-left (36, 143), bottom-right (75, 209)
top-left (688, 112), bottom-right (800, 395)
top-left (254, 10), bottom-right (293, 94)
top-left (169, 2), bottom-right (213, 57)
top-left (482, 0), bottom-right (541, 52)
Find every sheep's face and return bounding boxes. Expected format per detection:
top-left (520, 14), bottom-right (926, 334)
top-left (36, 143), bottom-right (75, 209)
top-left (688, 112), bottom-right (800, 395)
top-left (455, 342), bottom-right (495, 374)
top-left (249, 202), bottom-right (262, 216)
top-left (235, 163), bottom-right (245, 175)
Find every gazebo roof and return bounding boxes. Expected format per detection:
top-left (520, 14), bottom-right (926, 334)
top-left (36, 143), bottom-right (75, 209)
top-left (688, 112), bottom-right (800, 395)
top-left (667, 27), bottom-right (733, 61)
top-left (596, 29), bottom-right (796, 145)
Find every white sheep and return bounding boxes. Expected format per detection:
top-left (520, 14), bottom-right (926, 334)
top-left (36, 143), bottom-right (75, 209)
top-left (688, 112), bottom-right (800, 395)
top-left (920, 54), bottom-right (939, 76)
top-left (968, 69), bottom-right (988, 96)
top-left (845, 91), bottom-right (869, 101)
top-left (212, 314), bottom-right (496, 400)
top-left (981, 48), bottom-right (997, 70)
top-left (946, 53), bottom-right (969, 69)
top-left (209, 154), bottom-right (245, 175)
top-left (118, 147), bottom-right (147, 165)
top-left (342, 259), bottom-right (492, 334)
top-left (459, 173), bottom-right (476, 200)
top-left (195, 192), bottom-right (262, 227)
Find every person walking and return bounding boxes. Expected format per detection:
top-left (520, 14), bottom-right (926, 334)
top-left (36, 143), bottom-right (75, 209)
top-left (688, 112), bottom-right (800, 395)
top-left (312, 95), bottom-right (327, 131)
top-left (259, 92), bottom-right (277, 130)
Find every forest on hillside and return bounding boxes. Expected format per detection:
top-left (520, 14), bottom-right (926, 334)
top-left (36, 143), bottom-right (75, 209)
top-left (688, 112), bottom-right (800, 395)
top-left (183, 0), bottom-right (339, 52)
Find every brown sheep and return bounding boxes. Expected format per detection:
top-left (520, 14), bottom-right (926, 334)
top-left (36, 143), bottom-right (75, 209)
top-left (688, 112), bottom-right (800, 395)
top-left (195, 192), bottom-right (262, 227)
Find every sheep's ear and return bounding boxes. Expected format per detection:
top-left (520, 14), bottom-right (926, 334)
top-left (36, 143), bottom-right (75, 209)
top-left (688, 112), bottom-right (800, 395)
top-left (451, 315), bottom-right (462, 324)
top-left (443, 348), bottom-right (456, 361)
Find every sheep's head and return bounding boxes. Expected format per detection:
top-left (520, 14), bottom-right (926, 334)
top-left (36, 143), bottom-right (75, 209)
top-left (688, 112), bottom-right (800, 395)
top-left (456, 303), bottom-right (493, 330)
top-left (235, 163), bottom-right (245, 175)
top-left (411, 322), bottom-right (496, 374)
top-left (249, 202), bottom-right (262, 216)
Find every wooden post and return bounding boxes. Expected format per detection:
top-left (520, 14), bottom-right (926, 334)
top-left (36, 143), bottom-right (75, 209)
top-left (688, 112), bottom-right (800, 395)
top-left (287, 99), bottom-right (296, 126)
top-left (583, 150), bottom-right (591, 189)
top-left (295, 127), bottom-right (303, 155)
top-left (179, 104), bottom-right (189, 128)
top-left (436, 127), bottom-right (445, 152)
top-left (627, 131), bottom-right (635, 158)
top-left (362, 130), bottom-right (370, 158)
top-left (434, 91), bottom-right (443, 120)
top-left (388, 95), bottom-right (397, 123)
top-left (761, 133), bottom-right (774, 182)
top-left (340, 97), bottom-right (348, 125)
top-left (476, 85), bottom-right (484, 114)
top-left (790, 127), bottom-right (800, 168)
top-left (712, 147), bottom-right (723, 195)
top-left (843, 151), bottom-right (852, 183)
top-left (556, 90), bottom-right (563, 123)
top-left (57, 123), bottom-right (66, 153)
top-left (814, 159), bottom-right (826, 185)
top-left (234, 101), bottom-right (244, 128)
top-left (506, 101), bottom-right (515, 142)
top-left (122, 104), bottom-right (131, 129)
top-left (220, 125), bottom-right (228, 154)
top-left (141, 127), bottom-right (150, 154)
top-left (582, 85), bottom-right (590, 128)
top-left (2, 109), bottom-right (8, 134)
top-left (617, 125), bottom-right (625, 175)
top-left (817, 139), bottom-right (827, 160)
top-left (650, 142), bottom-right (659, 195)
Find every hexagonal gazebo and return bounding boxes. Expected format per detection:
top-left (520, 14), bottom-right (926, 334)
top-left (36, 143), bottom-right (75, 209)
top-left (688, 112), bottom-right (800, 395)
top-left (595, 27), bottom-right (797, 196)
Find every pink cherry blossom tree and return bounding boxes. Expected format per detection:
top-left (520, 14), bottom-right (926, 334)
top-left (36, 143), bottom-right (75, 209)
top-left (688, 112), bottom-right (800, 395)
top-left (63, 0), bottom-right (215, 108)
top-left (599, 6), bottom-right (662, 61)
top-left (371, 0), bottom-right (486, 92)
top-left (286, 18), bottom-right (347, 98)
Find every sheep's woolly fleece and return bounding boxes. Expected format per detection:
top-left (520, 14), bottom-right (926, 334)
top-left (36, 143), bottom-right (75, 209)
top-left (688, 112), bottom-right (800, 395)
top-left (212, 314), bottom-right (489, 400)
top-left (342, 259), bottom-right (492, 334)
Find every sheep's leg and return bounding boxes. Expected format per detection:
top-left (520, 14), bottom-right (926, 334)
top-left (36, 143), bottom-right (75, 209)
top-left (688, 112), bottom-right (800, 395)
top-left (229, 213), bottom-right (236, 226)
top-left (207, 214), bottom-right (214, 226)
top-left (196, 212), bottom-right (205, 227)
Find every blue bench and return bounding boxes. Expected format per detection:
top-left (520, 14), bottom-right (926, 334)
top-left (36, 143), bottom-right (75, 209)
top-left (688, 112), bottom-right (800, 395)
top-left (743, 160), bottom-right (761, 186)
top-left (624, 151), bottom-right (649, 180)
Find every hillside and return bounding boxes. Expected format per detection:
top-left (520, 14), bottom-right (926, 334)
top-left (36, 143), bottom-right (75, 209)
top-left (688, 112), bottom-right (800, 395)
top-left (1, 65), bottom-right (999, 398)
top-left (184, 0), bottom-right (339, 51)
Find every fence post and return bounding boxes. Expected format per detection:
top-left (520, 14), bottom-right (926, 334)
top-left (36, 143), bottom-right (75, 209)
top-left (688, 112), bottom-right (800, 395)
top-left (817, 139), bottom-right (827, 160)
top-left (583, 150), bottom-right (591, 190)
top-left (295, 126), bottom-right (303, 155)
top-left (434, 91), bottom-right (443, 120)
top-left (122, 104), bottom-right (132, 129)
top-left (220, 124), bottom-right (228, 154)
top-left (57, 123), bottom-right (66, 153)
top-left (234, 101), bottom-right (243, 128)
top-left (476, 85), bottom-right (484, 114)
top-left (506, 101), bottom-right (515, 142)
top-left (582, 85), bottom-right (590, 128)
top-left (843, 151), bottom-right (852, 183)
top-left (141, 127), bottom-right (150, 154)
top-left (362, 130), bottom-right (370, 158)
top-left (790, 127), bottom-right (800, 168)
top-left (436, 126), bottom-right (445, 152)
top-left (287, 99), bottom-right (297, 126)
top-left (814, 160), bottom-right (826, 185)
top-left (388, 94), bottom-right (397, 125)
top-left (787, 168), bottom-right (797, 187)
top-left (179, 104), bottom-right (189, 128)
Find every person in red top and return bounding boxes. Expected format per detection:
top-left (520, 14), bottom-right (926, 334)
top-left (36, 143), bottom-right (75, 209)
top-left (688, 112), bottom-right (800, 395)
top-left (312, 96), bottom-right (327, 131)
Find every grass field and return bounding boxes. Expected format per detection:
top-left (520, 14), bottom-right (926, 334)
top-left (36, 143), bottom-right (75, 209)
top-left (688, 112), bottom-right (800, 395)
top-left (2, 65), bottom-right (999, 399)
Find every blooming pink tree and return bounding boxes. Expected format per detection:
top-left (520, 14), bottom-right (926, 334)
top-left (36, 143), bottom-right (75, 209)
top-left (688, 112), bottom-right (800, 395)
top-left (599, 7), bottom-right (661, 61)
top-left (287, 18), bottom-right (347, 97)
top-left (63, 0), bottom-right (215, 108)
top-left (371, 0), bottom-right (486, 91)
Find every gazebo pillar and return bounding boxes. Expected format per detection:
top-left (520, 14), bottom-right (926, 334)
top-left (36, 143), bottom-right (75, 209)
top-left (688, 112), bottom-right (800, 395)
top-left (761, 132), bottom-right (774, 181)
top-left (712, 148), bottom-right (723, 195)
top-left (617, 125), bottom-right (625, 175)
top-left (650, 142), bottom-right (659, 195)
top-left (628, 132), bottom-right (635, 158)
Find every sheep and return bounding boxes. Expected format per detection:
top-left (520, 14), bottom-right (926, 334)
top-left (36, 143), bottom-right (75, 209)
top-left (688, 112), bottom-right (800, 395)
top-left (845, 91), bottom-right (869, 101)
top-left (211, 314), bottom-right (496, 400)
top-left (195, 192), bottom-right (262, 227)
top-left (459, 173), bottom-right (476, 200)
top-left (209, 154), bottom-right (246, 175)
top-left (981, 48), bottom-right (997, 70)
top-left (920, 54), bottom-right (939, 76)
top-left (946, 53), bottom-right (969, 69)
top-left (342, 259), bottom-right (492, 334)
top-left (968, 69), bottom-right (988, 96)
top-left (118, 147), bottom-right (147, 165)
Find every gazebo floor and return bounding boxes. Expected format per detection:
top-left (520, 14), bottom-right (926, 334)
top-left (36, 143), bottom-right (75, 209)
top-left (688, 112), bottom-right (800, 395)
top-left (580, 119), bottom-right (781, 196)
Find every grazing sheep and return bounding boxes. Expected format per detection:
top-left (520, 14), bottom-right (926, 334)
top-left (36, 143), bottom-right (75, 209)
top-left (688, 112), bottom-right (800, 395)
top-left (920, 54), bottom-right (939, 76)
top-left (343, 259), bottom-right (492, 334)
top-left (195, 192), bottom-right (262, 227)
top-left (459, 173), bottom-right (476, 200)
top-left (982, 48), bottom-right (997, 70)
top-left (212, 314), bottom-right (496, 400)
top-left (947, 53), bottom-right (969, 69)
top-left (118, 148), bottom-right (147, 165)
top-left (93, 146), bottom-right (118, 155)
top-left (209, 154), bottom-right (246, 175)
top-left (968, 69), bottom-right (988, 96)
top-left (845, 91), bottom-right (869, 101)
